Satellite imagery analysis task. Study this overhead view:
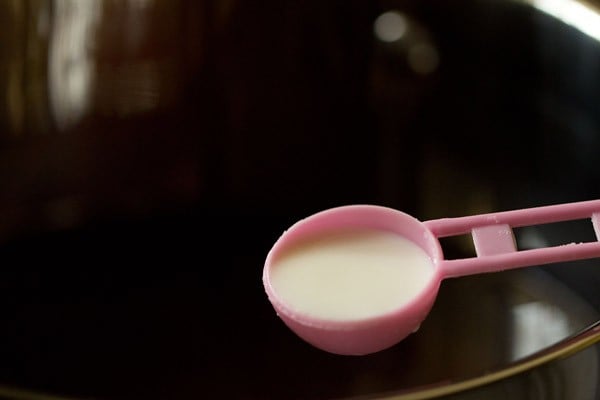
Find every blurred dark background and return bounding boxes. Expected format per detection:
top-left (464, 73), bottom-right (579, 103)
top-left (1, 0), bottom-right (600, 399)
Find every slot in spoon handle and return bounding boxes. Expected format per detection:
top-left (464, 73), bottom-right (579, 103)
top-left (423, 200), bottom-right (600, 279)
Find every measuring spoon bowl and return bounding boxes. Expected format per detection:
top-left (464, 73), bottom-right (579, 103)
top-left (263, 205), bottom-right (443, 355)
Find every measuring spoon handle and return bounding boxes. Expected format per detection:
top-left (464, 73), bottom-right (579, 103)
top-left (423, 199), bottom-right (600, 279)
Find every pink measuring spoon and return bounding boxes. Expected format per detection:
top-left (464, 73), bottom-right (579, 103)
top-left (263, 200), bottom-right (600, 355)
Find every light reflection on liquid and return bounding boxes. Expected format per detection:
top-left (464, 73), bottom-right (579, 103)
top-left (48, 0), bottom-right (101, 130)
top-left (523, 0), bottom-right (600, 41)
top-left (47, 0), bottom-right (173, 129)
top-left (373, 10), bottom-right (440, 76)
top-left (407, 42), bottom-right (439, 75)
top-left (511, 301), bottom-right (570, 359)
top-left (374, 11), bottom-right (408, 43)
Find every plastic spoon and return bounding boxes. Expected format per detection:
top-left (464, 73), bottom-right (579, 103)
top-left (262, 200), bottom-right (600, 355)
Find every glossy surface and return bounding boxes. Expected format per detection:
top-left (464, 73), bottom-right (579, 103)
top-left (0, 212), bottom-right (598, 399)
top-left (269, 229), bottom-right (434, 320)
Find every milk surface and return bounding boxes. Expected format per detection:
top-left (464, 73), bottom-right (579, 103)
top-left (270, 228), bottom-right (434, 320)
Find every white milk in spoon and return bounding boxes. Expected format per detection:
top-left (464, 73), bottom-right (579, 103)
top-left (269, 228), bottom-right (435, 321)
